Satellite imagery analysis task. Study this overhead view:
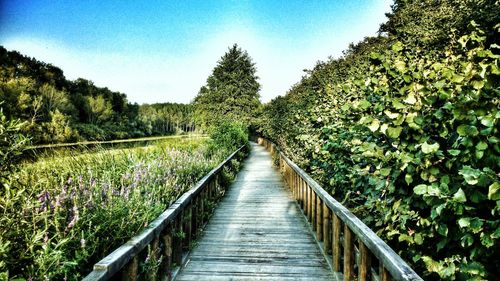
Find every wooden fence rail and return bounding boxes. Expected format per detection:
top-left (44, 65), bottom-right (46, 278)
top-left (258, 137), bottom-right (423, 281)
top-left (83, 145), bottom-right (247, 281)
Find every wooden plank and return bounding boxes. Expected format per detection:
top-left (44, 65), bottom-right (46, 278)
top-left (344, 225), bottom-right (354, 281)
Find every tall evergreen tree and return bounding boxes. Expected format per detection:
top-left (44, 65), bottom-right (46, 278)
top-left (194, 44), bottom-right (261, 129)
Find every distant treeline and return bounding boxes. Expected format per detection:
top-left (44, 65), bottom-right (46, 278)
top-left (0, 46), bottom-right (195, 144)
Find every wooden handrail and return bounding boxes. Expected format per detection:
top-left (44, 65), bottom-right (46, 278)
top-left (258, 137), bottom-right (423, 281)
top-left (83, 145), bottom-right (246, 281)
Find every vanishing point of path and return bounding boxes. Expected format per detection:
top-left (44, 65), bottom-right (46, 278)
top-left (176, 142), bottom-right (333, 280)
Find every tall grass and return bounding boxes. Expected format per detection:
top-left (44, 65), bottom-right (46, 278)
top-left (0, 138), bottom-right (231, 280)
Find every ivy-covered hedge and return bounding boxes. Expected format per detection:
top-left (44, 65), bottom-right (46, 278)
top-left (260, 23), bottom-right (499, 280)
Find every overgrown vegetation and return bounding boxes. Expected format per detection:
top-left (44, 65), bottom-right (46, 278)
top-left (259, 1), bottom-right (499, 280)
top-left (0, 133), bottom-right (247, 280)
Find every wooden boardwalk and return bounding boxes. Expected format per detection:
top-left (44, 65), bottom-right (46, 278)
top-left (176, 142), bottom-right (333, 280)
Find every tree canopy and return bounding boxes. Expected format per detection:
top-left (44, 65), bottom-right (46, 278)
top-left (194, 44), bottom-right (261, 129)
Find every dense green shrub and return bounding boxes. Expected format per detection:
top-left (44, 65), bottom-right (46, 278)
top-left (207, 121), bottom-right (249, 155)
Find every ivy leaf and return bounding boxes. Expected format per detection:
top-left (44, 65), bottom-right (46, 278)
top-left (448, 149), bottom-right (461, 156)
top-left (395, 60), bottom-right (406, 72)
top-left (480, 116), bottom-right (494, 127)
top-left (387, 126), bottom-right (403, 138)
top-left (488, 182), bottom-right (500, 200)
top-left (421, 142), bottom-right (440, 154)
top-left (359, 99), bottom-right (371, 109)
top-left (457, 125), bottom-right (479, 136)
top-left (414, 184), bottom-right (428, 195)
top-left (453, 188), bottom-right (467, 202)
top-left (392, 41), bottom-right (404, 52)
top-left (403, 92), bottom-right (417, 104)
top-left (368, 119), bottom-right (380, 132)
top-left (405, 174), bottom-right (413, 185)
top-left (459, 166), bottom-right (481, 185)
top-left (458, 217), bottom-right (471, 228)
top-left (380, 168), bottom-right (391, 177)
top-left (475, 141), bottom-right (487, 151)
top-left (472, 80), bottom-right (485, 90)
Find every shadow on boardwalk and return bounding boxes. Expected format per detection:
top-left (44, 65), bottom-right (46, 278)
top-left (176, 142), bottom-right (333, 280)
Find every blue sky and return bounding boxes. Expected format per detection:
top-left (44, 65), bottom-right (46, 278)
top-left (0, 0), bottom-right (393, 104)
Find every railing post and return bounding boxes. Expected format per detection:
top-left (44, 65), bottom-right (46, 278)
top-left (185, 204), bottom-right (192, 250)
top-left (121, 256), bottom-right (138, 281)
top-left (161, 225), bottom-right (173, 281)
top-left (332, 213), bottom-right (341, 272)
top-left (358, 241), bottom-right (372, 281)
top-left (316, 196), bottom-right (323, 240)
top-left (312, 192), bottom-right (317, 231)
top-left (307, 185), bottom-right (312, 222)
top-left (173, 212), bottom-right (183, 266)
top-left (344, 225), bottom-right (354, 281)
top-left (146, 236), bottom-right (160, 281)
top-left (323, 202), bottom-right (331, 254)
top-left (380, 265), bottom-right (391, 281)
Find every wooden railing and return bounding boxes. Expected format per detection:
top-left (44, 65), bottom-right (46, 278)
top-left (258, 138), bottom-right (423, 281)
top-left (83, 145), bottom-right (247, 281)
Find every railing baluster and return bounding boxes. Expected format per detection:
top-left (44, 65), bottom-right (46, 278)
top-left (173, 212), bottom-right (183, 265)
top-left (344, 225), bottom-right (354, 281)
top-left (358, 241), bottom-right (371, 281)
top-left (323, 202), bottom-right (331, 254)
top-left (121, 256), bottom-right (138, 281)
top-left (332, 213), bottom-right (341, 272)
top-left (316, 196), bottom-right (323, 240)
top-left (147, 236), bottom-right (160, 281)
top-left (185, 204), bottom-right (192, 250)
top-left (312, 191), bottom-right (317, 231)
top-left (162, 225), bottom-right (173, 281)
top-left (307, 185), bottom-right (312, 222)
top-left (380, 264), bottom-right (391, 281)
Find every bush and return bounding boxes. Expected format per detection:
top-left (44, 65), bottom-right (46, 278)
top-left (207, 121), bottom-right (249, 155)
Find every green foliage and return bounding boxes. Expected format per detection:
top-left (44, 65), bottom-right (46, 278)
top-left (0, 47), bottom-right (197, 145)
top-left (0, 108), bottom-right (30, 189)
top-left (0, 137), bottom-right (234, 280)
top-left (260, 20), bottom-right (499, 280)
top-left (207, 121), bottom-right (249, 156)
top-left (194, 44), bottom-right (261, 129)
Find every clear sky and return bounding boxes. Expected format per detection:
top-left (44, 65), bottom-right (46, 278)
top-left (0, 0), bottom-right (392, 104)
